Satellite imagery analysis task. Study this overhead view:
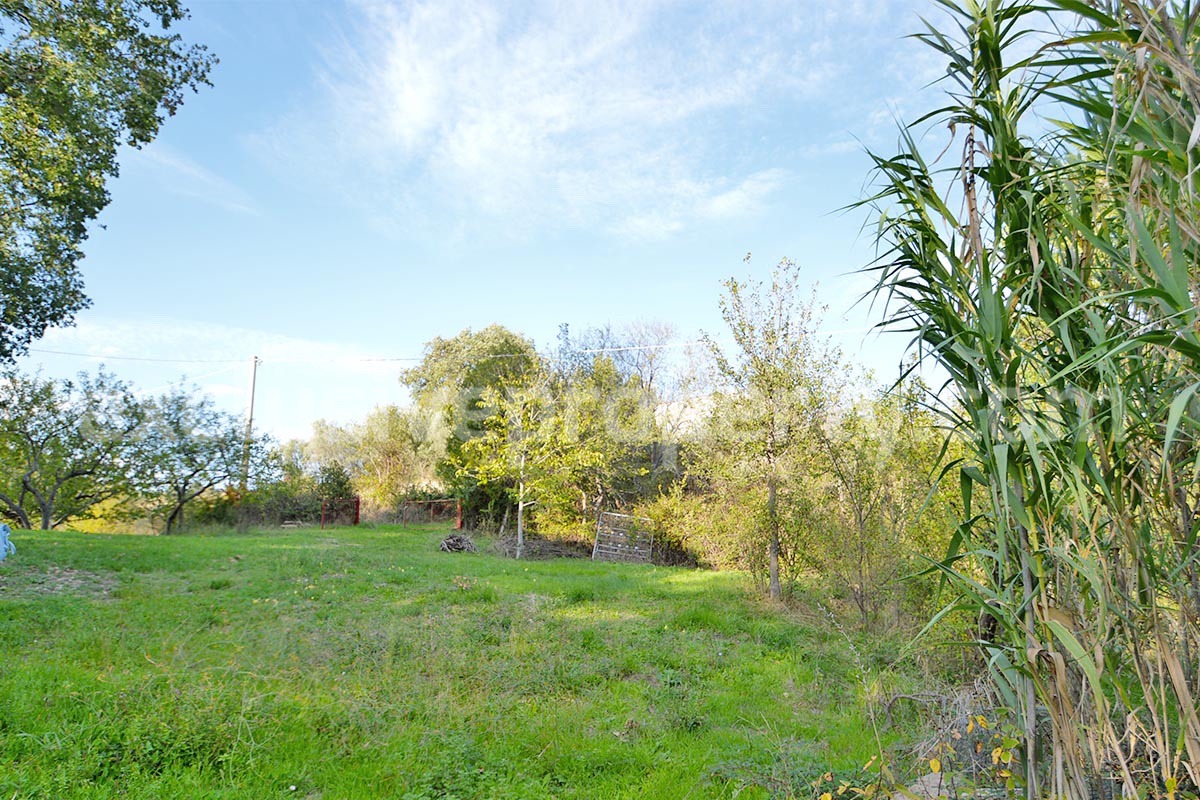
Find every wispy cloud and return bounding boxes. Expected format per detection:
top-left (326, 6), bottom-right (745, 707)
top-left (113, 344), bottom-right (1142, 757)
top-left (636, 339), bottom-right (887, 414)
top-left (21, 318), bottom-right (411, 441)
top-left (253, 0), bottom-right (923, 241)
top-left (132, 146), bottom-right (261, 216)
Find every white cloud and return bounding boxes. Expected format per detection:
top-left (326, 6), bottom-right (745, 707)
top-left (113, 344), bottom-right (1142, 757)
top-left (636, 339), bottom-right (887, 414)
top-left (131, 146), bottom-right (261, 216)
top-left (253, 0), bottom-right (924, 240)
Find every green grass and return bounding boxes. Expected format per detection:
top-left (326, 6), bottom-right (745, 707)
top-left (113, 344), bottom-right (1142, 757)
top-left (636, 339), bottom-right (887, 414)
top-left (0, 525), bottom-right (910, 799)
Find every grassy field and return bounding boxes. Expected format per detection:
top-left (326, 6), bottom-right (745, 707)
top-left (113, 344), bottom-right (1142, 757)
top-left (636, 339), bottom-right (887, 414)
top-left (0, 525), bottom-right (923, 799)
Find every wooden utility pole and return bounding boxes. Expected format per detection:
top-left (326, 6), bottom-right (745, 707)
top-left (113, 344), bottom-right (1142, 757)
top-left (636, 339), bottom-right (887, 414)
top-left (240, 355), bottom-right (259, 491)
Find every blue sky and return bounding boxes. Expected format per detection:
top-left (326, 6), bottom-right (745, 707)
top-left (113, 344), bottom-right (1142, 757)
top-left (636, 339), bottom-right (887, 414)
top-left (18, 0), bottom-right (950, 440)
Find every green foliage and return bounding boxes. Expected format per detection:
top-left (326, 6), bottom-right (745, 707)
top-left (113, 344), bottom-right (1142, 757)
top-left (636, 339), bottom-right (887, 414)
top-left (0, 526), bottom-right (911, 798)
top-left (0, 0), bottom-right (214, 359)
top-left (0, 368), bottom-right (144, 529)
top-left (647, 386), bottom-right (956, 624)
top-left (700, 258), bottom-right (842, 599)
top-left (458, 374), bottom-right (606, 558)
top-left (864, 0), bottom-right (1200, 795)
top-left (297, 406), bottom-right (447, 517)
top-left (635, 481), bottom-right (755, 570)
top-left (316, 461), bottom-right (353, 502)
top-left (400, 325), bottom-right (539, 521)
top-left (401, 324), bottom-right (539, 428)
top-left (139, 385), bottom-right (263, 534)
top-left (397, 323), bottom-right (670, 537)
top-left (798, 390), bottom-right (959, 626)
top-left (355, 404), bottom-right (446, 509)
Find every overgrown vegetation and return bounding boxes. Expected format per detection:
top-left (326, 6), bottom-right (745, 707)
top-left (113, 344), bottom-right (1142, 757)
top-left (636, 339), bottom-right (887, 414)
top-left (865, 0), bottom-right (1200, 795)
top-left (9, 1), bottom-right (1200, 796)
top-left (0, 525), bottom-right (933, 799)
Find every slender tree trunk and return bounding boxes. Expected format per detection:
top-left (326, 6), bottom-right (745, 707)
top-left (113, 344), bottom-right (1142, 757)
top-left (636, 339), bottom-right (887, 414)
top-left (516, 492), bottom-right (525, 560)
top-left (515, 450), bottom-right (527, 560)
top-left (767, 475), bottom-right (781, 600)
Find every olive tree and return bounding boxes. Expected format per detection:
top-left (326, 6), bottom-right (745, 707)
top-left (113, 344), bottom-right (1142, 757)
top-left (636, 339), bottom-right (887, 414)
top-left (139, 386), bottom-right (258, 533)
top-left (0, 368), bottom-right (143, 529)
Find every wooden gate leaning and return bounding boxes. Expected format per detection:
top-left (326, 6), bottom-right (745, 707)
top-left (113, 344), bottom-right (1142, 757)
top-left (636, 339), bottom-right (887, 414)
top-left (592, 512), bottom-right (653, 564)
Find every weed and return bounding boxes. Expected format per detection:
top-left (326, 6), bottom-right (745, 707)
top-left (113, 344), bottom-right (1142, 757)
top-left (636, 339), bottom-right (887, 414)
top-left (0, 525), bottom-right (917, 798)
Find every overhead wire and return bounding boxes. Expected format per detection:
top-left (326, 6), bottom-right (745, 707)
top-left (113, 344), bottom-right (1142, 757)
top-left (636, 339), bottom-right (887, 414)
top-left (27, 348), bottom-right (244, 364)
top-left (25, 325), bottom-right (876, 366)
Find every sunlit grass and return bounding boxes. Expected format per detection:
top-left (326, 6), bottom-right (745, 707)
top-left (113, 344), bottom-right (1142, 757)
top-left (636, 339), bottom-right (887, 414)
top-left (0, 525), bottom-right (916, 799)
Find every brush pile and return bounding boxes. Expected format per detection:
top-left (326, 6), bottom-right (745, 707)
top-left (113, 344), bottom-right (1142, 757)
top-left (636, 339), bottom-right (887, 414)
top-left (439, 534), bottom-right (477, 553)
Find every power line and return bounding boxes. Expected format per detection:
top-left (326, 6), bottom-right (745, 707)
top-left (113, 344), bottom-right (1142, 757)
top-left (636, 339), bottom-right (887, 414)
top-left (28, 348), bottom-right (244, 364)
top-left (25, 325), bottom-right (877, 367)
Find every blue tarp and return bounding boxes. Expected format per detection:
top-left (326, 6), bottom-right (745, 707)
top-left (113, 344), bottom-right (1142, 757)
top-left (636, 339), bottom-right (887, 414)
top-left (0, 524), bottom-right (14, 562)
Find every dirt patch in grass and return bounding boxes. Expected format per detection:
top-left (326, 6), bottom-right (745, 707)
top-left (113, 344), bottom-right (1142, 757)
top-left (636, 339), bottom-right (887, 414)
top-left (0, 565), bottom-right (118, 598)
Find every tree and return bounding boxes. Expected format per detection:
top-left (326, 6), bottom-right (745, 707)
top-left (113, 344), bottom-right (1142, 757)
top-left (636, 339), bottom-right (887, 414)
top-left (353, 404), bottom-right (446, 510)
top-left (140, 386), bottom-right (254, 533)
top-left (0, 368), bottom-right (143, 529)
top-left (702, 259), bottom-right (840, 600)
top-left (555, 352), bottom-right (661, 518)
top-left (458, 376), bottom-right (602, 558)
top-left (800, 389), bottom-right (956, 627)
top-left (316, 461), bottom-right (353, 502)
top-left (401, 324), bottom-right (539, 421)
top-left (0, 0), bottom-right (215, 360)
top-left (305, 419), bottom-right (361, 474)
top-left (401, 325), bottom-right (539, 522)
top-left (552, 320), bottom-right (677, 393)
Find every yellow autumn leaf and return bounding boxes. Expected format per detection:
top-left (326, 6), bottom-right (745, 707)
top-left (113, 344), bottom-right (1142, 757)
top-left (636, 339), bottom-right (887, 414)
top-left (929, 758), bottom-right (941, 774)
top-left (820, 793), bottom-right (833, 800)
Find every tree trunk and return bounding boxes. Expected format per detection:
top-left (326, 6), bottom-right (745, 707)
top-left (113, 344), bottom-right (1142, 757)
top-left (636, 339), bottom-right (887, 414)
top-left (516, 453), bottom-right (526, 560)
top-left (767, 475), bottom-right (781, 600)
top-left (166, 491), bottom-right (186, 534)
top-left (516, 493), bottom-right (526, 560)
top-left (25, 480), bottom-right (53, 530)
top-left (0, 493), bottom-right (26, 528)
top-left (38, 479), bottom-right (57, 527)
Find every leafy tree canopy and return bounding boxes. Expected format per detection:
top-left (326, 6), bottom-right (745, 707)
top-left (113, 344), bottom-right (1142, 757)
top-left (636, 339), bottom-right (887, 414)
top-left (401, 324), bottom-right (538, 407)
top-left (0, 367), bottom-right (143, 529)
top-left (139, 385), bottom-right (255, 533)
top-left (0, 0), bottom-right (215, 360)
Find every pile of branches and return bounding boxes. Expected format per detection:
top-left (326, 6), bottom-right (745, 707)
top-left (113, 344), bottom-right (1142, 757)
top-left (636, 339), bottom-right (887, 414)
top-left (439, 534), bottom-right (477, 553)
top-left (492, 534), bottom-right (592, 560)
